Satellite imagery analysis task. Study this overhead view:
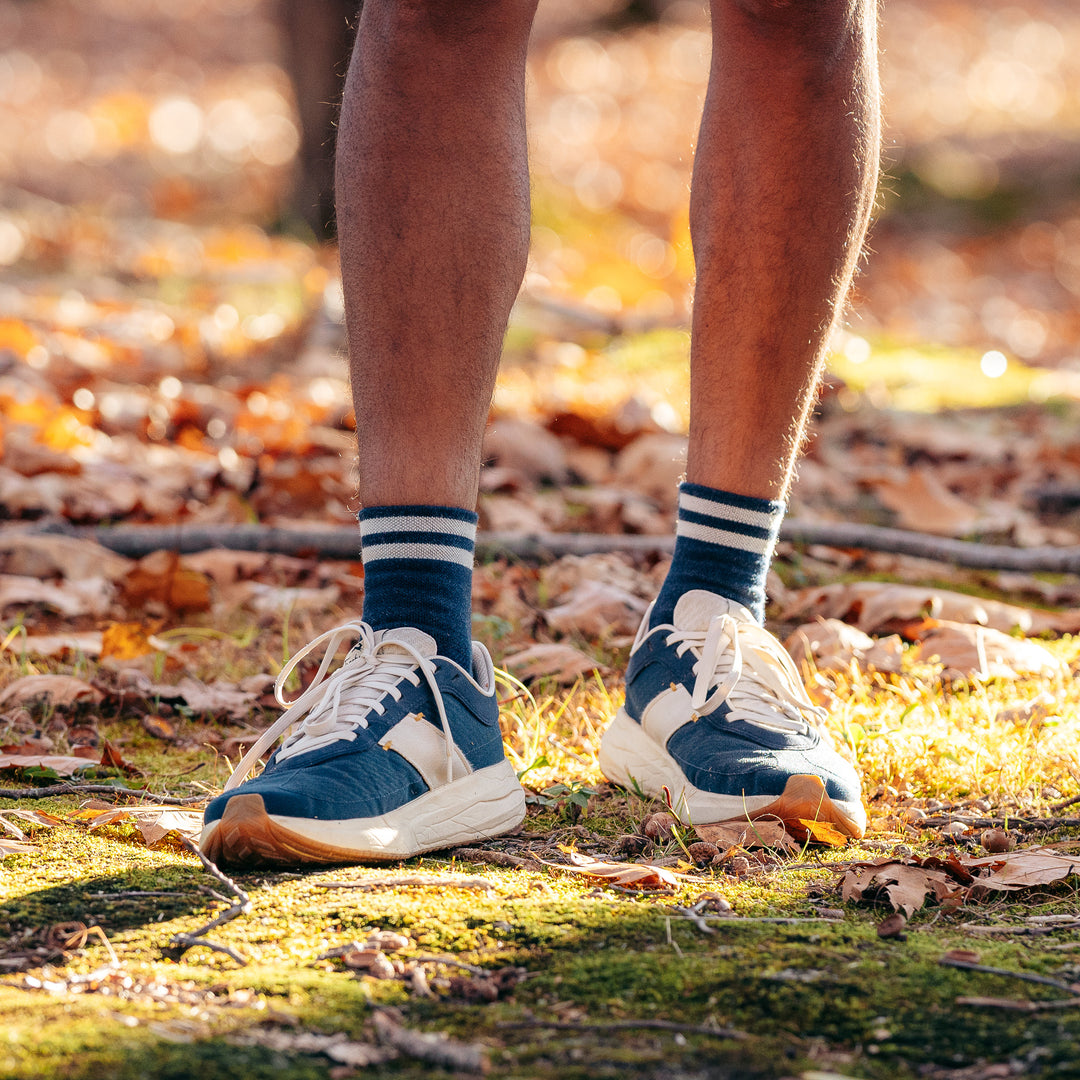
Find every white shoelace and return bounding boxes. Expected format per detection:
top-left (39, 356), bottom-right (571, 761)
top-left (223, 621), bottom-right (459, 792)
top-left (665, 613), bottom-right (826, 735)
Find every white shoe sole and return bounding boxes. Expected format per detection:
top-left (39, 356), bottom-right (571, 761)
top-left (598, 708), bottom-right (866, 837)
top-left (200, 758), bottom-right (527, 867)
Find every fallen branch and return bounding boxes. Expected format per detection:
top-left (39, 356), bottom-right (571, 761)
top-left (26, 520), bottom-right (1080, 572)
top-left (496, 1018), bottom-right (747, 1041)
top-left (372, 1010), bottom-right (486, 1073)
top-left (166, 838), bottom-right (251, 967)
top-left (317, 875), bottom-right (495, 892)
top-left (957, 996), bottom-right (1080, 1011)
top-left (449, 846), bottom-right (544, 871)
top-left (922, 815), bottom-right (1080, 831)
top-left (0, 783), bottom-right (204, 805)
top-left (940, 956), bottom-right (1080, 995)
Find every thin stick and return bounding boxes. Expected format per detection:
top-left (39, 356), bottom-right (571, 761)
top-left (0, 784), bottom-right (204, 805)
top-left (29, 520), bottom-right (1080, 573)
top-left (166, 838), bottom-right (251, 966)
top-left (956, 996), bottom-right (1080, 1012)
top-left (1050, 793), bottom-right (1080, 813)
top-left (496, 1018), bottom-right (747, 1041)
top-left (940, 957), bottom-right (1080, 995)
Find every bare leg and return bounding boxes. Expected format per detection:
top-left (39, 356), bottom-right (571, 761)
top-left (688, 0), bottom-right (880, 500)
top-left (335, 0), bottom-right (538, 510)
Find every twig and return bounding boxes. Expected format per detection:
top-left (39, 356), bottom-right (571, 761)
top-left (939, 956), bottom-right (1080, 995)
top-left (922, 815), bottom-right (1080, 831)
top-left (167, 934), bottom-right (248, 966)
top-left (166, 838), bottom-right (251, 966)
top-left (1050, 793), bottom-right (1080, 813)
top-left (89, 890), bottom-right (191, 900)
top-left (675, 916), bottom-right (844, 926)
top-left (496, 1018), bottom-right (747, 1041)
top-left (27, 520), bottom-right (1080, 572)
top-left (317, 875), bottom-right (495, 891)
top-left (956, 996), bottom-right (1080, 1011)
top-left (408, 955), bottom-right (489, 976)
top-left (449, 846), bottom-right (544, 871)
top-left (0, 784), bottom-right (204, 804)
top-left (372, 1010), bottom-right (486, 1073)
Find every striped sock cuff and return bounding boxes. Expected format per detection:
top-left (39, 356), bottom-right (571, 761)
top-left (359, 505), bottom-right (478, 570)
top-left (675, 482), bottom-right (784, 557)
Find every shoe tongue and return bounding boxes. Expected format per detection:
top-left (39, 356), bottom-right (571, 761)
top-left (372, 627), bottom-right (438, 658)
top-left (672, 590), bottom-right (749, 632)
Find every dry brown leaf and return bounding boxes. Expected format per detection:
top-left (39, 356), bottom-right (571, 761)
top-left (502, 642), bottom-right (609, 684)
top-left (71, 804), bottom-right (203, 846)
top-left (784, 618), bottom-right (903, 676)
top-left (961, 847), bottom-right (1080, 890)
top-left (695, 818), bottom-right (798, 854)
top-left (1, 632), bottom-right (104, 658)
top-left (0, 838), bottom-right (37, 856)
top-left (0, 674), bottom-right (103, 709)
top-left (841, 860), bottom-right (960, 916)
top-left (0, 534), bottom-right (132, 583)
top-left (121, 550), bottom-right (212, 613)
top-left (0, 575), bottom-right (112, 618)
top-left (778, 582), bottom-right (1045, 636)
top-left (0, 753), bottom-right (103, 777)
top-left (483, 417), bottom-right (570, 484)
top-left (871, 466), bottom-right (980, 536)
top-left (548, 848), bottom-right (681, 890)
top-left (100, 622), bottom-right (159, 661)
top-left (910, 621), bottom-right (1064, 682)
top-left (542, 580), bottom-right (648, 637)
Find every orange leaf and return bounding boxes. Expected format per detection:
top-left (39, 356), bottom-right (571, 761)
top-left (793, 818), bottom-right (849, 847)
top-left (100, 622), bottom-right (156, 661)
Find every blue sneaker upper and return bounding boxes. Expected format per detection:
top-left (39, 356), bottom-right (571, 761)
top-left (204, 622), bottom-right (504, 826)
top-left (623, 591), bottom-right (861, 803)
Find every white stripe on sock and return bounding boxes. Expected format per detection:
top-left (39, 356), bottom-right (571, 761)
top-left (676, 519), bottom-right (773, 554)
top-left (360, 515), bottom-right (476, 539)
top-left (362, 542), bottom-right (475, 568)
top-left (678, 492), bottom-right (776, 531)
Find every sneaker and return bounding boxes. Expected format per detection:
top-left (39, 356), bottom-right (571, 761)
top-left (598, 590), bottom-right (866, 836)
top-left (200, 621), bottom-right (526, 866)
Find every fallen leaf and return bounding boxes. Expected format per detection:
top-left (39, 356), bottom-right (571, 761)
top-left (0, 753), bottom-right (101, 777)
top-left (0, 838), bottom-right (37, 856)
top-left (502, 642), bottom-right (609, 684)
top-left (121, 550), bottom-right (212, 613)
top-left (778, 582), bottom-right (1050, 636)
top-left (0, 575), bottom-right (112, 618)
top-left (547, 848), bottom-right (681, 890)
top-left (872, 465), bottom-right (981, 536)
top-left (910, 621), bottom-right (1064, 681)
top-left (72, 805), bottom-right (203, 846)
top-left (0, 674), bottom-right (103, 709)
top-left (962, 847), bottom-right (1080, 890)
top-left (100, 621), bottom-right (158, 661)
top-left (1, 632), bottom-right (104, 658)
top-left (0, 534), bottom-right (132, 582)
top-left (141, 715), bottom-right (178, 740)
top-left (695, 819), bottom-right (798, 854)
top-left (542, 580), bottom-right (648, 637)
top-left (785, 619), bottom-right (903, 676)
top-left (841, 860), bottom-right (960, 916)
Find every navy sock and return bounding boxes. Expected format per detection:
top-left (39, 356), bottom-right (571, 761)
top-left (651, 482), bottom-right (784, 626)
top-left (359, 505), bottom-right (477, 668)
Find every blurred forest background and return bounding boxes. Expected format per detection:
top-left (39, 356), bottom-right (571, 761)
top-left (4, 0), bottom-right (1080, 545)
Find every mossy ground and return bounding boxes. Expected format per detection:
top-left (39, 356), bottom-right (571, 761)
top-left (4, 683), bottom-right (1080, 1079)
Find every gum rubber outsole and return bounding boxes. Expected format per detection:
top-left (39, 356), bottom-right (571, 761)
top-left (598, 707), bottom-right (866, 837)
top-left (200, 759), bottom-right (527, 867)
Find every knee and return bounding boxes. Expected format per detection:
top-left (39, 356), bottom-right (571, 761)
top-left (717, 0), bottom-right (870, 64)
top-left (367, 0), bottom-right (538, 45)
